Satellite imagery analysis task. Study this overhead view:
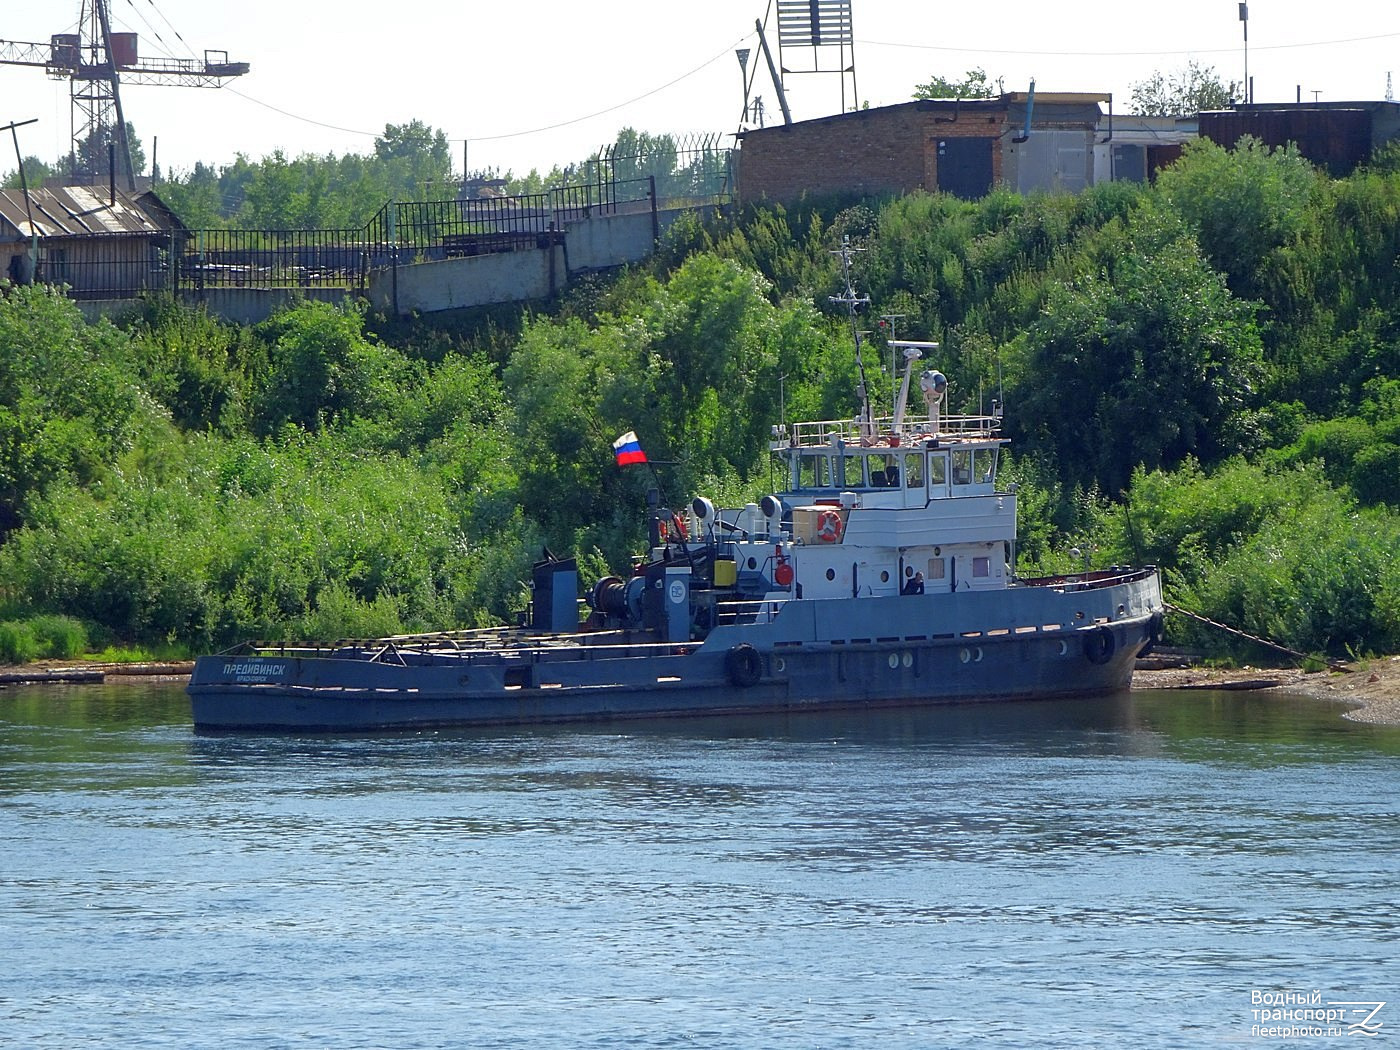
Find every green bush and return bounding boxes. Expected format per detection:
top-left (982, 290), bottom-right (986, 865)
top-left (29, 614), bottom-right (87, 659)
top-left (0, 621), bottom-right (39, 665)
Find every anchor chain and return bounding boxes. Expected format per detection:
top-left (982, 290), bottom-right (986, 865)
top-left (1163, 602), bottom-right (1349, 671)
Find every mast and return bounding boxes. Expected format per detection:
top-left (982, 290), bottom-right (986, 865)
top-left (830, 237), bottom-right (872, 437)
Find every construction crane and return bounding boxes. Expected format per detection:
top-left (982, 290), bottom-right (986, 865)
top-left (0, 0), bottom-right (248, 190)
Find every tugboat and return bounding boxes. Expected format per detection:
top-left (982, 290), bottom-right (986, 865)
top-left (188, 249), bottom-right (1164, 731)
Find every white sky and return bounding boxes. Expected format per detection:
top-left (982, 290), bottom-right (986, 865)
top-left (3, 1), bottom-right (1397, 179)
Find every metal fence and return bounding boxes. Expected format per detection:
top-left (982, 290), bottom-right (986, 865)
top-left (32, 162), bottom-right (728, 299)
top-left (174, 228), bottom-right (375, 293)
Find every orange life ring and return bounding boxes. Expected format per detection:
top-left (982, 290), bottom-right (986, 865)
top-left (816, 509), bottom-right (844, 543)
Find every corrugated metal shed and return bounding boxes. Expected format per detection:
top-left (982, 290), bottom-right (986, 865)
top-left (1198, 102), bottom-right (1399, 177)
top-left (0, 184), bottom-right (164, 240)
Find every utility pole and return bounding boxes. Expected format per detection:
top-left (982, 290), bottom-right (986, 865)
top-left (1239, 4), bottom-right (1250, 103)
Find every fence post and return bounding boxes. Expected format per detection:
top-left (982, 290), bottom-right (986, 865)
top-left (388, 201), bottom-right (399, 317)
top-left (649, 175), bottom-right (659, 243)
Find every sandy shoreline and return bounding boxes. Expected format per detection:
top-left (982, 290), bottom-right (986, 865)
top-left (1133, 654), bottom-right (1400, 726)
top-left (7, 656), bottom-right (1400, 726)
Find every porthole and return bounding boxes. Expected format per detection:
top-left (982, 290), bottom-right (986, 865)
top-left (1057, 640), bottom-right (1069, 657)
top-left (826, 568), bottom-right (836, 581)
top-left (973, 647), bottom-right (983, 663)
top-left (880, 570), bottom-right (890, 583)
top-left (888, 653), bottom-right (900, 669)
top-left (901, 651), bottom-right (913, 668)
top-left (773, 656), bottom-right (786, 673)
top-left (959, 648), bottom-right (971, 664)
top-left (747, 557), bottom-right (758, 569)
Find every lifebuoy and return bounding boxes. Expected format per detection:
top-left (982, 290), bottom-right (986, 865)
top-left (1083, 625), bottom-right (1117, 665)
top-left (816, 509), bottom-right (844, 543)
top-left (724, 644), bottom-right (763, 687)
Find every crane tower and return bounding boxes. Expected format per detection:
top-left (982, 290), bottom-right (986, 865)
top-left (0, 0), bottom-right (248, 189)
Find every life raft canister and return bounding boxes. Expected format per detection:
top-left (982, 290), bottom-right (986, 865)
top-left (816, 509), bottom-right (844, 543)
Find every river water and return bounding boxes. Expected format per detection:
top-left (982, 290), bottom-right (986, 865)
top-left (2, 682), bottom-right (1397, 1048)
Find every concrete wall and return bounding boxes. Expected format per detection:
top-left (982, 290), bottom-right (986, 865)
top-left (564, 210), bottom-right (656, 271)
top-left (369, 244), bottom-right (565, 315)
top-left (368, 205), bottom-right (708, 316)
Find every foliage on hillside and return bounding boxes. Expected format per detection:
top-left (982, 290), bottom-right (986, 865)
top-left (2, 135), bottom-right (1399, 659)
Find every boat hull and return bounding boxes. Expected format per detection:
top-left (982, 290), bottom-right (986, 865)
top-left (189, 611), bottom-right (1157, 732)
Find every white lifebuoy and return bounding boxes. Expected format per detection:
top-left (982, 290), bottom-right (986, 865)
top-left (816, 509), bottom-right (844, 543)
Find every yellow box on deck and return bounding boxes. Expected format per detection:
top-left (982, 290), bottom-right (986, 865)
top-left (713, 559), bottom-right (737, 587)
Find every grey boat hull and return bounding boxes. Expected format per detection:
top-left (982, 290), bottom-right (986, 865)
top-left (189, 593), bottom-right (1159, 732)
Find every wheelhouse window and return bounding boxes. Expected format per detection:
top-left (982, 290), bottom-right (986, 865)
top-left (929, 455), bottom-right (947, 486)
top-left (903, 453), bottom-right (923, 488)
top-left (974, 448), bottom-right (998, 484)
top-left (840, 454), bottom-right (865, 488)
top-left (952, 450), bottom-right (973, 487)
top-left (973, 556), bottom-right (991, 578)
top-left (799, 454), bottom-right (830, 489)
top-left (928, 557), bottom-right (946, 580)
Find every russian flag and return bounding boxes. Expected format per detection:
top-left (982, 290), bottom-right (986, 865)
top-left (612, 431), bottom-right (647, 466)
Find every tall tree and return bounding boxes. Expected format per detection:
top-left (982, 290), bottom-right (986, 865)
top-left (912, 69), bottom-right (999, 100)
top-left (1130, 61), bottom-right (1236, 116)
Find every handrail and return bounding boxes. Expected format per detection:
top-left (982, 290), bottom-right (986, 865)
top-left (782, 414), bottom-right (1003, 448)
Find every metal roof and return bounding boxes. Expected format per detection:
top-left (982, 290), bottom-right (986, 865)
top-left (0, 184), bottom-right (164, 240)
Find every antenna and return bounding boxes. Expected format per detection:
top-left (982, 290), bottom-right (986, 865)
top-left (830, 237), bottom-right (872, 437)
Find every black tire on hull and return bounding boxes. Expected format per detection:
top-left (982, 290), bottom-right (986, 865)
top-left (725, 644), bottom-right (763, 687)
top-left (1084, 625), bottom-right (1117, 665)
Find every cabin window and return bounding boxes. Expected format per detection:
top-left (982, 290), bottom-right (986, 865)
top-left (973, 556), bottom-right (990, 578)
top-left (799, 454), bottom-right (830, 489)
top-left (929, 455), bottom-right (947, 486)
top-left (843, 454), bottom-right (867, 488)
top-left (927, 557), bottom-right (946, 580)
top-left (952, 450), bottom-right (973, 486)
top-left (974, 448), bottom-right (998, 484)
top-left (871, 456), bottom-right (900, 487)
top-left (903, 453), bottom-right (923, 488)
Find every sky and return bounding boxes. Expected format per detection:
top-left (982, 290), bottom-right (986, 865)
top-left (3, 1), bottom-right (1398, 180)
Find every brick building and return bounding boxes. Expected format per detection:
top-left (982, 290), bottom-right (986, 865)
top-left (736, 92), bottom-right (1111, 204)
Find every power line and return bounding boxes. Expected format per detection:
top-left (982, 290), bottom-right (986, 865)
top-left (217, 32), bottom-right (749, 148)
top-left (857, 28), bottom-right (1400, 60)
top-left (468, 34), bottom-right (748, 142)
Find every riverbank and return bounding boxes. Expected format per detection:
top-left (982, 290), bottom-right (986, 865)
top-left (1133, 655), bottom-right (1400, 725)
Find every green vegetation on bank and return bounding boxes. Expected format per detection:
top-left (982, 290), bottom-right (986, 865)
top-left (2, 136), bottom-right (1398, 661)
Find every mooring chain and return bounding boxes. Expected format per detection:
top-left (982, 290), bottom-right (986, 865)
top-left (1163, 602), bottom-right (1349, 671)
